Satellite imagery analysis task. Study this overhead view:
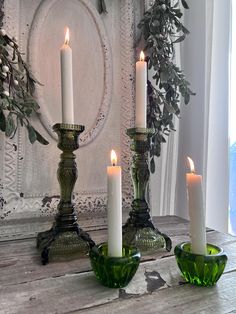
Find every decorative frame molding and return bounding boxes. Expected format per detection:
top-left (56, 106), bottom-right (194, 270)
top-left (28, 0), bottom-right (112, 147)
top-left (120, 0), bottom-right (135, 209)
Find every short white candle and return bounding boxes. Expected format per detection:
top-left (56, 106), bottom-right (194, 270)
top-left (186, 157), bottom-right (207, 255)
top-left (135, 51), bottom-right (147, 128)
top-left (107, 150), bottom-right (122, 257)
top-left (60, 27), bottom-right (74, 124)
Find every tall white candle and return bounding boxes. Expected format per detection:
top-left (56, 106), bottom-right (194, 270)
top-left (186, 157), bottom-right (207, 255)
top-left (107, 150), bottom-right (122, 257)
top-left (135, 51), bottom-right (147, 128)
top-left (60, 27), bottom-right (74, 124)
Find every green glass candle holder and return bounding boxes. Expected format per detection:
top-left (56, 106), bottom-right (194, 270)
top-left (123, 128), bottom-right (172, 255)
top-left (89, 243), bottom-right (141, 288)
top-left (37, 123), bottom-right (95, 265)
top-left (174, 242), bottom-right (228, 286)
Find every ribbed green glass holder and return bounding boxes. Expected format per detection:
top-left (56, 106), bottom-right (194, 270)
top-left (122, 128), bottom-right (172, 255)
top-left (37, 123), bottom-right (95, 265)
top-left (174, 242), bottom-right (228, 286)
top-left (89, 243), bottom-right (141, 288)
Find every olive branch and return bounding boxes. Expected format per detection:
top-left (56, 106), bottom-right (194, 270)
top-left (0, 0), bottom-right (48, 144)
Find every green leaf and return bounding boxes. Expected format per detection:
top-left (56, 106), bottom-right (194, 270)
top-left (5, 114), bottom-right (15, 137)
top-left (0, 109), bottom-right (6, 131)
top-left (184, 93), bottom-right (190, 105)
top-left (161, 135), bottom-right (166, 143)
top-left (25, 108), bottom-right (32, 116)
top-left (150, 157), bottom-right (155, 174)
top-left (19, 118), bottom-right (24, 127)
top-left (172, 9), bottom-right (183, 18)
top-left (24, 99), bottom-right (40, 111)
top-left (160, 71), bottom-right (169, 83)
top-left (0, 98), bottom-right (9, 110)
top-left (171, 102), bottom-right (181, 115)
top-left (154, 145), bottom-right (161, 157)
top-left (34, 129), bottom-right (49, 145)
top-left (98, 0), bottom-right (108, 14)
top-left (164, 100), bottom-right (176, 114)
top-left (182, 25), bottom-right (190, 35)
top-left (173, 34), bottom-right (186, 44)
top-left (187, 88), bottom-right (196, 96)
top-left (27, 125), bottom-right (37, 144)
top-left (181, 0), bottom-right (189, 9)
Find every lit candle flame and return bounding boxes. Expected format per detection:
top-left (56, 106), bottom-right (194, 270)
top-left (111, 150), bottom-right (117, 166)
top-left (65, 27), bottom-right (70, 45)
top-left (187, 156), bottom-right (195, 173)
top-left (140, 51), bottom-right (145, 62)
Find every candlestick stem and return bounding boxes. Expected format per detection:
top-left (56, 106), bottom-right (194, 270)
top-left (37, 123), bottom-right (95, 264)
top-left (123, 128), bottom-right (172, 254)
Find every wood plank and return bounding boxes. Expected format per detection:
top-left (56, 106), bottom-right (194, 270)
top-left (1, 250), bottom-right (236, 314)
top-left (0, 270), bottom-right (119, 314)
top-left (78, 271), bottom-right (236, 314)
top-left (0, 254), bottom-right (185, 314)
top-left (0, 216), bottom-right (235, 314)
top-left (0, 229), bottom-right (107, 286)
top-left (0, 216), bottom-right (188, 288)
top-left (1, 216), bottom-right (235, 288)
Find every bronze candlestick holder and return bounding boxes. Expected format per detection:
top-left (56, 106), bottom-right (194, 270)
top-left (37, 123), bottom-right (95, 265)
top-left (123, 127), bottom-right (172, 254)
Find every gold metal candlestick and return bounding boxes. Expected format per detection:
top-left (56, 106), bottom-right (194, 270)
top-left (37, 123), bottom-right (95, 265)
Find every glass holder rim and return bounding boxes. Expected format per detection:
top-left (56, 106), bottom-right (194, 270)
top-left (176, 241), bottom-right (226, 257)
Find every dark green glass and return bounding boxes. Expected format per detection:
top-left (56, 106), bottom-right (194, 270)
top-left (174, 242), bottom-right (228, 286)
top-left (89, 243), bottom-right (141, 288)
top-left (123, 128), bottom-right (172, 254)
top-left (37, 123), bottom-right (94, 265)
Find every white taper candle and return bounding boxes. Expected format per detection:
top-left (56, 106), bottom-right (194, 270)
top-left (186, 157), bottom-right (207, 255)
top-left (107, 150), bottom-right (122, 257)
top-left (135, 51), bottom-right (147, 128)
top-left (60, 27), bottom-right (74, 124)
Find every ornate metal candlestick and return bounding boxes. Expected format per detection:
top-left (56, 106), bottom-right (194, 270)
top-left (123, 128), bottom-right (172, 254)
top-left (37, 123), bottom-right (95, 265)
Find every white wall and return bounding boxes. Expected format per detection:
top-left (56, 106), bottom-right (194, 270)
top-left (175, 0), bottom-right (207, 220)
top-left (175, 0), bottom-right (230, 233)
top-left (205, 0), bottom-right (230, 233)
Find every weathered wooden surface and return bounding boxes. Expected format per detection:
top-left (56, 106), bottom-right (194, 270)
top-left (0, 216), bottom-right (236, 314)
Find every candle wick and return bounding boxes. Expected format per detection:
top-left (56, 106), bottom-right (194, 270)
top-left (112, 163), bottom-right (116, 166)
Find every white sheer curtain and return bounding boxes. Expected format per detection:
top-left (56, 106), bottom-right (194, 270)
top-left (175, 0), bottom-right (231, 233)
top-left (148, 0), bottom-right (231, 232)
top-left (205, 0), bottom-right (231, 232)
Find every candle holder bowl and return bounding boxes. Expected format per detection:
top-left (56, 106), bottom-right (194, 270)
top-left (174, 242), bottom-right (228, 286)
top-left (89, 243), bottom-right (141, 288)
top-left (123, 128), bottom-right (172, 255)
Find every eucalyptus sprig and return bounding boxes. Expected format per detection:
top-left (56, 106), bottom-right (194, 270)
top-left (138, 0), bottom-right (195, 173)
top-left (0, 0), bottom-right (48, 145)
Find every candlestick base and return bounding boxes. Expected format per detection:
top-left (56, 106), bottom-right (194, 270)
top-left (123, 128), bottom-right (172, 254)
top-left (174, 242), bottom-right (228, 286)
top-left (122, 200), bottom-right (171, 254)
top-left (36, 123), bottom-right (95, 265)
top-left (37, 225), bottom-right (93, 264)
top-left (89, 243), bottom-right (141, 288)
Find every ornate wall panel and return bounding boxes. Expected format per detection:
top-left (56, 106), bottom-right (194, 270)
top-left (28, 0), bottom-right (112, 145)
top-left (0, 0), bottom-right (136, 220)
